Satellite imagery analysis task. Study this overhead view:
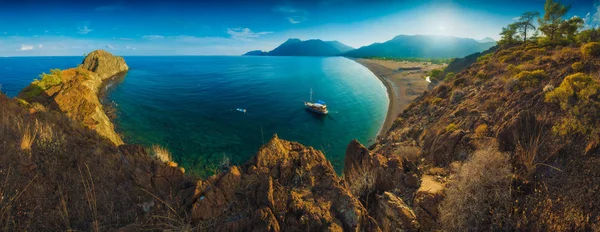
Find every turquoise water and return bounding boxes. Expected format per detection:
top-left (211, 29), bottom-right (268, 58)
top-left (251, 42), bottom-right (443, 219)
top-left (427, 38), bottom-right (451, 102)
top-left (0, 56), bottom-right (388, 176)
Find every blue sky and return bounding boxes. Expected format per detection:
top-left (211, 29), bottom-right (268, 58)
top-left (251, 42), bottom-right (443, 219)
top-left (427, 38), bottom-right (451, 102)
top-left (0, 0), bottom-right (597, 56)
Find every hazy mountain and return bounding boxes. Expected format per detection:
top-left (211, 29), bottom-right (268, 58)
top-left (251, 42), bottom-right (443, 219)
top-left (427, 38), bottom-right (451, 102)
top-left (343, 35), bottom-right (497, 59)
top-left (477, 37), bottom-right (497, 43)
top-left (243, 50), bottom-right (268, 56)
top-left (244, 38), bottom-right (354, 57)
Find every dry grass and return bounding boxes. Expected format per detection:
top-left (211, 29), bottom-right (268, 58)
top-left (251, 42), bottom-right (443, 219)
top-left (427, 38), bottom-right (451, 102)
top-left (439, 146), bottom-right (514, 231)
top-left (513, 113), bottom-right (553, 179)
top-left (0, 169), bottom-right (38, 231)
top-left (151, 145), bottom-right (173, 164)
top-left (79, 164), bottom-right (99, 232)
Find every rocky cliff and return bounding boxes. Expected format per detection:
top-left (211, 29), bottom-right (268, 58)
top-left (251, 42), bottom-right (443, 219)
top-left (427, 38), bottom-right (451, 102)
top-left (3, 42), bottom-right (600, 231)
top-left (18, 50), bottom-right (128, 145)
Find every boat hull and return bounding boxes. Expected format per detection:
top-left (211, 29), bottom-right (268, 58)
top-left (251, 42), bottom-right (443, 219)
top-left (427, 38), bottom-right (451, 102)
top-left (304, 102), bottom-right (329, 115)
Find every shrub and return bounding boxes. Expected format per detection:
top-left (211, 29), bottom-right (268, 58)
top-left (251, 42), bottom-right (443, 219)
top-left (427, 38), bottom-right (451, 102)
top-left (444, 72), bottom-right (456, 82)
top-left (571, 62), bottom-right (583, 71)
top-left (515, 70), bottom-right (545, 89)
top-left (430, 97), bottom-right (443, 105)
top-left (552, 116), bottom-right (585, 136)
top-left (581, 42), bottom-right (600, 58)
top-left (476, 53), bottom-right (493, 63)
top-left (151, 145), bottom-right (172, 164)
top-left (446, 123), bottom-right (458, 132)
top-left (34, 69), bottom-right (62, 90)
top-left (545, 73), bottom-right (600, 110)
top-left (475, 124), bottom-right (488, 137)
top-left (450, 90), bottom-right (465, 103)
top-left (475, 70), bottom-right (487, 79)
top-left (439, 146), bottom-right (513, 231)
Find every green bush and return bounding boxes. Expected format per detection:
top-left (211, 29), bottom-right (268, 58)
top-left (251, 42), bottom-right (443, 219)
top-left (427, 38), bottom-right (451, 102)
top-left (34, 69), bottom-right (62, 90)
top-left (571, 62), bottom-right (584, 71)
top-left (515, 70), bottom-right (545, 89)
top-left (581, 42), bottom-right (600, 58)
top-left (446, 123), bottom-right (458, 132)
top-left (545, 73), bottom-right (600, 110)
top-left (444, 72), bottom-right (456, 82)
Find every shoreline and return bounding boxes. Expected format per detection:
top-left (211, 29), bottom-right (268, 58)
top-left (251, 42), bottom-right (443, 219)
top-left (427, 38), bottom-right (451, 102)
top-left (351, 58), bottom-right (446, 138)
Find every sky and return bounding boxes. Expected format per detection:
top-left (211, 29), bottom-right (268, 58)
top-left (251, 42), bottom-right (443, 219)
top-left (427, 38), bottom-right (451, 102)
top-left (0, 0), bottom-right (597, 56)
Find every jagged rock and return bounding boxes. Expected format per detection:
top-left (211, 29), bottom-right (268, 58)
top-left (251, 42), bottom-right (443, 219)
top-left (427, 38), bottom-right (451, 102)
top-left (423, 129), bottom-right (467, 166)
top-left (189, 135), bottom-right (380, 231)
top-left (375, 192), bottom-right (420, 231)
top-left (344, 140), bottom-right (409, 199)
top-left (413, 175), bottom-right (445, 230)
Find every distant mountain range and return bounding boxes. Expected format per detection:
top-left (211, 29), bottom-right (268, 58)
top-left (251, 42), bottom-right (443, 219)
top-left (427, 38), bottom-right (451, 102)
top-left (245, 35), bottom-right (497, 59)
top-left (477, 37), bottom-right (497, 43)
top-left (244, 38), bottom-right (354, 57)
top-left (343, 35), bottom-right (496, 59)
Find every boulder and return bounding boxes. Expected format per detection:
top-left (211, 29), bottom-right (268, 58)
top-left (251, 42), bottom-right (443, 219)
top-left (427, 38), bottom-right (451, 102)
top-left (375, 192), bottom-right (420, 231)
top-left (413, 175), bottom-right (445, 230)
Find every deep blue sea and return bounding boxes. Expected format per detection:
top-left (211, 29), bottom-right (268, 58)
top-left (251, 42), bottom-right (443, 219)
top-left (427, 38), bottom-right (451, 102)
top-left (0, 56), bottom-right (388, 176)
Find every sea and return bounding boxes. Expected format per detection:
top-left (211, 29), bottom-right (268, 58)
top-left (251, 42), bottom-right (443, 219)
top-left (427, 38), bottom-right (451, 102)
top-left (0, 56), bottom-right (388, 177)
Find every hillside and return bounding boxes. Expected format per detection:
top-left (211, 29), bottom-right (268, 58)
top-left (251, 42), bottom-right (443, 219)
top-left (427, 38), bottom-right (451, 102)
top-left (244, 38), bottom-right (354, 56)
top-left (344, 35), bottom-right (496, 59)
top-left (2, 41), bottom-right (600, 230)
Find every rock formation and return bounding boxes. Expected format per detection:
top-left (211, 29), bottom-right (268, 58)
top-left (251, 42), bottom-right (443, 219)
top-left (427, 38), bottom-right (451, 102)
top-left (18, 50), bottom-right (128, 145)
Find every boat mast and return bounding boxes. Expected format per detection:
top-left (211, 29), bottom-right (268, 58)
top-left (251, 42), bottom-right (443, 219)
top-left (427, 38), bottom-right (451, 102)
top-left (310, 88), bottom-right (313, 102)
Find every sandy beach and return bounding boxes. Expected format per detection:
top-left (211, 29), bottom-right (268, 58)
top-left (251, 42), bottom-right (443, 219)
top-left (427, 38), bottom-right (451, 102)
top-left (354, 59), bottom-right (447, 137)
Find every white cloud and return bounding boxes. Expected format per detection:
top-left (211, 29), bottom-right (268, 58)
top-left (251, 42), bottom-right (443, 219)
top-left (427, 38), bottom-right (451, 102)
top-left (273, 5), bottom-right (308, 24)
top-left (226, 28), bottom-right (273, 40)
top-left (78, 25), bottom-right (93, 34)
top-left (38, 44), bottom-right (43, 48)
top-left (584, 2), bottom-right (600, 28)
top-left (20, 44), bottom-right (33, 51)
top-left (106, 44), bottom-right (116, 49)
top-left (126, 46), bottom-right (136, 50)
top-left (142, 35), bottom-right (165, 40)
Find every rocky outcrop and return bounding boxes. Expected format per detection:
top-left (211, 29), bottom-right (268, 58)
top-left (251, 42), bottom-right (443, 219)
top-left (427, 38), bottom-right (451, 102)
top-left (375, 192), bottom-right (420, 231)
top-left (81, 49), bottom-right (129, 80)
top-left (187, 135), bottom-right (380, 231)
top-left (19, 50), bottom-right (128, 145)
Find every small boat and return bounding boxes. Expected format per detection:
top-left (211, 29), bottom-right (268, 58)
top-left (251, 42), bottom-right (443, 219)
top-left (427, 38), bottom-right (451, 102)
top-left (236, 108), bottom-right (247, 113)
top-left (304, 88), bottom-right (328, 115)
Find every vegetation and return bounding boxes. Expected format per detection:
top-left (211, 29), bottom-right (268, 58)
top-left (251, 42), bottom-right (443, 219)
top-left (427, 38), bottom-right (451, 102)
top-left (151, 144), bottom-right (173, 164)
top-left (499, 0), bottom-right (589, 46)
top-left (445, 123), bottom-right (458, 132)
top-left (439, 146), bottom-right (513, 231)
top-left (20, 69), bottom-right (63, 99)
top-left (369, 56), bottom-right (453, 65)
top-left (581, 42), bottom-right (600, 58)
top-left (515, 69), bottom-right (546, 89)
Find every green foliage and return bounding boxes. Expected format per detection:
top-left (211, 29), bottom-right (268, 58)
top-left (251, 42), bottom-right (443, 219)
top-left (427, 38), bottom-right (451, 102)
top-left (516, 11), bottom-right (541, 43)
top-left (444, 72), bottom-right (456, 82)
top-left (19, 69), bottom-right (62, 99)
top-left (581, 42), bottom-right (600, 58)
top-left (476, 53), bottom-right (493, 63)
top-left (370, 57), bottom-right (453, 64)
top-left (577, 28), bottom-right (600, 43)
top-left (571, 62), bottom-right (583, 71)
top-left (475, 70), bottom-right (488, 79)
top-left (552, 116), bottom-right (585, 136)
top-left (538, 0), bottom-right (571, 41)
top-left (545, 73), bottom-right (600, 110)
top-left (34, 69), bottom-right (62, 90)
top-left (515, 70), bottom-right (546, 88)
top-left (430, 69), bottom-right (443, 78)
top-left (499, 23), bottom-right (520, 45)
top-left (445, 123), bottom-right (458, 132)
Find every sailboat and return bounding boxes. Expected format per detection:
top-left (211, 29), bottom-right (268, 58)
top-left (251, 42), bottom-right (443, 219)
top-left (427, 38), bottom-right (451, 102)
top-left (304, 88), bottom-right (329, 115)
